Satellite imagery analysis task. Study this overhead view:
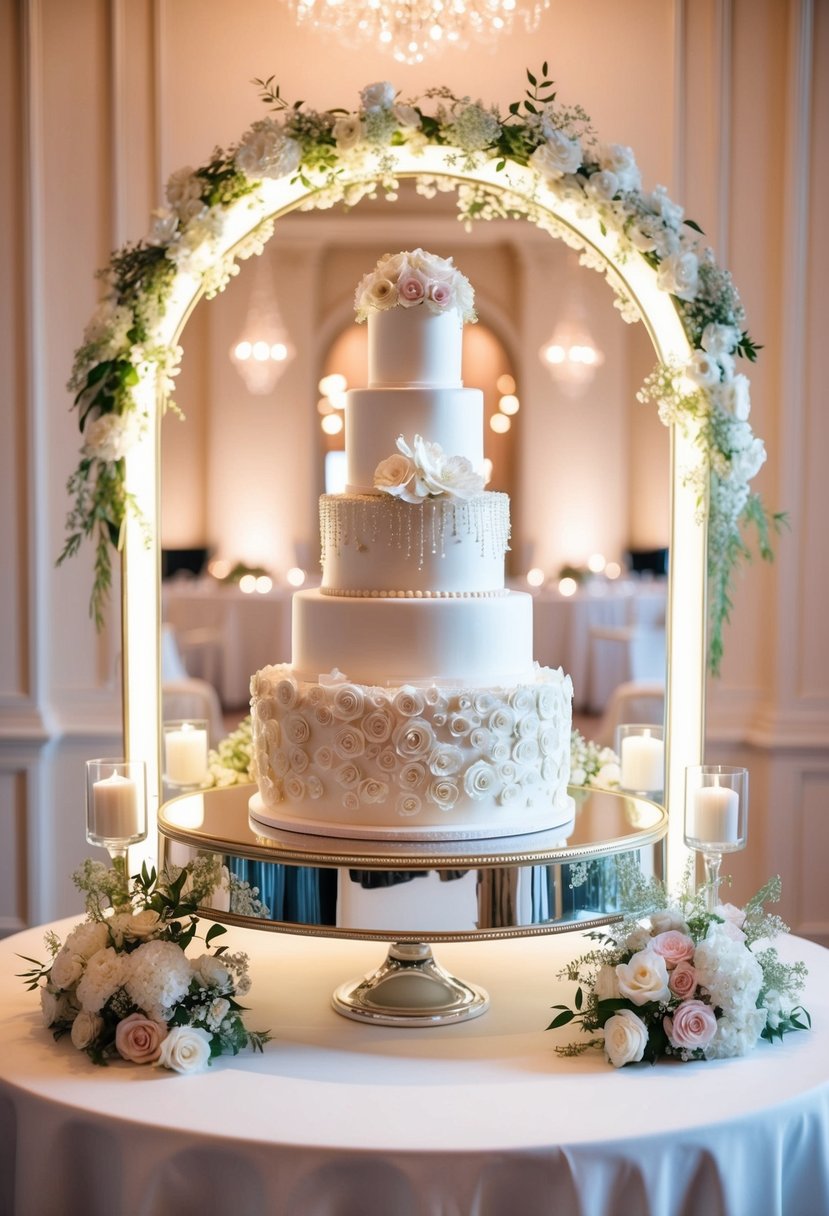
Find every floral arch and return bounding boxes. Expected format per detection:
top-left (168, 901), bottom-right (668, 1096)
top-left (65, 72), bottom-right (775, 874)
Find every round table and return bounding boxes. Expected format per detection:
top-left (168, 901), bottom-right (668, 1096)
top-left (1, 921), bottom-right (827, 1216)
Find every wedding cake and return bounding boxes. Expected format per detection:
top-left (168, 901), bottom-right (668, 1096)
top-left (249, 249), bottom-right (575, 841)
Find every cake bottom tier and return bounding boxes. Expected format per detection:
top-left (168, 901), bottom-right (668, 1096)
top-left (249, 663), bottom-right (575, 841)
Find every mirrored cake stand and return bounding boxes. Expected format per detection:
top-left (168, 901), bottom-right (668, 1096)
top-left (158, 785), bottom-right (666, 1027)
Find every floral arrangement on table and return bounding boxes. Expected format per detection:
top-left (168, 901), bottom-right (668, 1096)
top-left (569, 729), bottom-right (620, 790)
top-left (354, 247), bottom-right (476, 322)
top-left (374, 434), bottom-right (485, 503)
top-left (550, 866), bottom-right (810, 1066)
top-left (62, 66), bottom-right (781, 670)
top-left (18, 858), bottom-right (270, 1073)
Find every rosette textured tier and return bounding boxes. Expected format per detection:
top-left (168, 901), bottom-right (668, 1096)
top-left (250, 250), bottom-right (575, 839)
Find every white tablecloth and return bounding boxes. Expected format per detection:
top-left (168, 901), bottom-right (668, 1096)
top-left (1, 922), bottom-right (827, 1216)
top-left (163, 580), bottom-right (295, 707)
top-left (531, 581), bottom-right (666, 713)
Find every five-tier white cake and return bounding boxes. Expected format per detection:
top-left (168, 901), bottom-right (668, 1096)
top-left (249, 249), bottom-right (575, 840)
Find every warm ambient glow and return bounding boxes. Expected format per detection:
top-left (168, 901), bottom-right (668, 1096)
top-left (319, 373), bottom-right (347, 396)
top-left (527, 568), bottom-right (545, 587)
top-left (496, 373), bottom-right (516, 394)
top-left (490, 413), bottom-right (511, 434)
top-left (499, 394), bottom-right (520, 415)
top-left (239, 574), bottom-right (257, 594)
top-left (605, 561), bottom-right (622, 580)
top-left (482, 457), bottom-right (493, 485)
top-left (587, 552), bottom-right (606, 574)
top-left (286, 567), bottom-right (307, 587)
top-left (255, 575), bottom-right (273, 594)
top-left (208, 558), bottom-right (231, 579)
top-left (321, 413), bottom-right (344, 435)
top-left (123, 143), bottom-right (702, 885)
top-left (558, 577), bottom-right (578, 597)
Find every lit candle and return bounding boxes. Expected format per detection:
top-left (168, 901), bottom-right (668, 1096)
top-left (92, 770), bottom-right (140, 841)
top-left (165, 722), bottom-right (209, 786)
top-left (690, 783), bottom-right (740, 845)
top-left (620, 732), bottom-right (664, 792)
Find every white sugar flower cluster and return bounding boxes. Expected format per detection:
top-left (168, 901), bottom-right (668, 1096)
top-left (374, 434), bottom-right (484, 504)
top-left (354, 248), bottom-right (476, 323)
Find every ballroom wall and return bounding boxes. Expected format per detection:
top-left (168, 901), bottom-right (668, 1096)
top-left (1, 0), bottom-right (827, 941)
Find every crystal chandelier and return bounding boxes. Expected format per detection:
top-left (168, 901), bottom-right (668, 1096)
top-left (289, 0), bottom-right (551, 65)
top-left (230, 255), bottom-right (295, 396)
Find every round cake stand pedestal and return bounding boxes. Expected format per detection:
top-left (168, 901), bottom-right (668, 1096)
top-left (158, 785), bottom-right (668, 1027)
top-left (332, 941), bottom-right (489, 1026)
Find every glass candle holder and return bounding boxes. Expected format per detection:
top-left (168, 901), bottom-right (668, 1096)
top-left (163, 719), bottom-right (209, 788)
top-left (85, 759), bottom-right (148, 892)
top-left (615, 724), bottom-right (664, 798)
top-left (684, 765), bottom-right (749, 910)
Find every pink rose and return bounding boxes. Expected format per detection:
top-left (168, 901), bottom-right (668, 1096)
top-left (429, 281), bottom-right (452, 308)
top-left (398, 274), bottom-right (426, 306)
top-left (669, 960), bottom-right (697, 999)
top-left (115, 1012), bottom-right (168, 1064)
top-left (651, 930), bottom-right (695, 968)
top-left (664, 999), bottom-right (717, 1052)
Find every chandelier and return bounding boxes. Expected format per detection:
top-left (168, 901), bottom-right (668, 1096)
top-left (230, 255), bottom-right (295, 395)
top-left (539, 317), bottom-right (604, 397)
top-left (289, 0), bottom-right (551, 65)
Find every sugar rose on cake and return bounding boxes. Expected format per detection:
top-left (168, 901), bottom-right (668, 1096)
top-left (249, 249), bottom-right (575, 842)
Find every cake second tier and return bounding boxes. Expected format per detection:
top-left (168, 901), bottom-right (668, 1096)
top-left (292, 588), bottom-right (535, 687)
top-left (320, 491), bottom-right (509, 596)
top-left (346, 386), bottom-right (483, 493)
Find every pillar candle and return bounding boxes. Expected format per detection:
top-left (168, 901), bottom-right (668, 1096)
top-left (620, 733), bottom-right (664, 792)
top-left (165, 723), bottom-right (209, 786)
top-left (690, 784), bottom-right (740, 845)
top-left (92, 770), bottom-right (140, 840)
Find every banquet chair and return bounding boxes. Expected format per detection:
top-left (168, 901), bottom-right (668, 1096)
top-left (588, 622), bottom-right (666, 714)
top-left (598, 680), bottom-right (665, 748)
top-left (161, 624), bottom-right (225, 746)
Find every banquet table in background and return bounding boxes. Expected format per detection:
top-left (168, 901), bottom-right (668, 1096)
top-left (1, 922), bottom-right (827, 1216)
top-left (528, 579), bottom-right (667, 714)
top-left (162, 578), bottom-right (299, 708)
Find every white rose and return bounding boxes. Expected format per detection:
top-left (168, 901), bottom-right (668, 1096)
top-left (615, 948), bottom-right (671, 1006)
top-left (730, 435), bottom-right (766, 481)
top-left (423, 453), bottom-right (484, 501)
top-left (701, 322), bottom-right (740, 358)
top-left (603, 1009), bottom-right (648, 1067)
top-left (333, 116), bottom-right (364, 152)
top-left (656, 250), bottom-right (699, 301)
top-left (375, 453), bottom-right (414, 494)
top-left (585, 169), bottom-right (619, 201)
top-left (597, 143), bottom-right (641, 192)
top-left (193, 953), bottom-right (231, 990)
top-left (722, 373), bottom-right (751, 421)
top-left (40, 985), bottom-right (73, 1027)
top-left (594, 762), bottom-right (620, 788)
top-left (70, 1010), bottom-right (103, 1051)
top-left (686, 350), bottom-right (722, 388)
top-left (361, 81), bottom-right (396, 111)
top-left (393, 103), bottom-right (421, 129)
top-left (650, 910), bottom-right (690, 935)
top-left (157, 1025), bottom-right (213, 1074)
top-left (50, 946), bottom-right (85, 991)
top-left (531, 130), bottom-right (582, 180)
top-left (119, 909), bottom-right (163, 942)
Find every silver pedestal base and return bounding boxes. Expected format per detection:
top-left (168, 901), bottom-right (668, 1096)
top-left (332, 942), bottom-right (490, 1027)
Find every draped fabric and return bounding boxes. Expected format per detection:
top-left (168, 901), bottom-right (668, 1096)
top-left (1, 922), bottom-right (827, 1216)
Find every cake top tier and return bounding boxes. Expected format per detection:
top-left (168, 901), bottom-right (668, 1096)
top-left (354, 249), bottom-right (476, 390)
top-left (354, 249), bottom-right (476, 325)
